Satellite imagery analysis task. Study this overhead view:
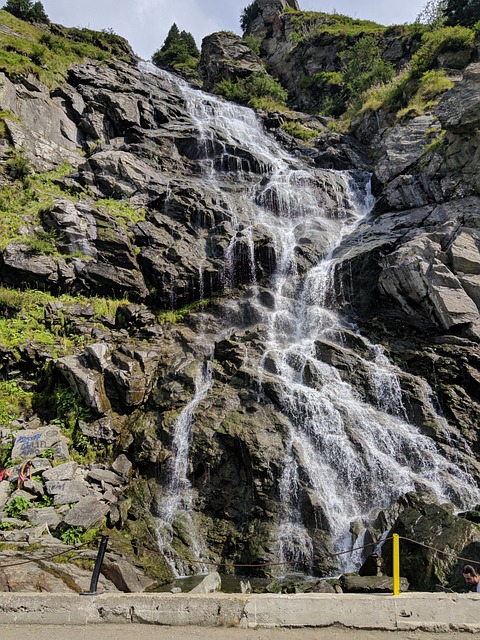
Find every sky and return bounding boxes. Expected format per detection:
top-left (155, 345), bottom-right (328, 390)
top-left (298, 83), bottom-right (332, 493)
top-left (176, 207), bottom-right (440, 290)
top-left (39, 0), bottom-right (428, 61)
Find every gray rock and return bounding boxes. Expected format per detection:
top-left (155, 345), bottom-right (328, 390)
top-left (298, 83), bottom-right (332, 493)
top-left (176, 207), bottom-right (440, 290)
top-left (199, 32), bottom-right (265, 92)
top-left (62, 496), bottom-right (110, 530)
top-left (56, 354), bottom-right (111, 414)
top-left (189, 571), bottom-right (221, 593)
top-left (45, 480), bottom-right (89, 505)
top-left (42, 462), bottom-right (78, 482)
top-left (101, 558), bottom-right (155, 593)
top-left (0, 481), bottom-right (12, 510)
top-left (11, 426), bottom-right (69, 462)
top-left (437, 62), bottom-right (480, 133)
top-left (448, 230), bottom-right (480, 275)
top-left (340, 575), bottom-right (409, 593)
top-left (23, 507), bottom-right (61, 531)
top-left (111, 454), bottom-right (132, 478)
top-left (86, 469), bottom-right (124, 487)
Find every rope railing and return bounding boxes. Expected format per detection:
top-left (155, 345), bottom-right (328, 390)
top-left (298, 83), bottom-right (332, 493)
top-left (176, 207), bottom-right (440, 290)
top-left (0, 532), bottom-right (479, 596)
top-left (0, 540), bottom-right (93, 569)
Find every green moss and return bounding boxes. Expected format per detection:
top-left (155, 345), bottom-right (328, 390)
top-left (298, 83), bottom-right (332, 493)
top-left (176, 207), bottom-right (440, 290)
top-left (0, 379), bottom-right (33, 429)
top-left (98, 198), bottom-right (146, 229)
top-left (280, 120), bottom-right (318, 142)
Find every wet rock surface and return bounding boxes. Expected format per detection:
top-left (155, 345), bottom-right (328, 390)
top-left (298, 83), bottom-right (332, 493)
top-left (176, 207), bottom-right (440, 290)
top-left (0, 3), bottom-right (479, 594)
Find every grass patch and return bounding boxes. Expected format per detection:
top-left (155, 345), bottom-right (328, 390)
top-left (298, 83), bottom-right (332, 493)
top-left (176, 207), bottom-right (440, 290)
top-left (98, 199), bottom-right (146, 229)
top-left (0, 286), bottom-right (129, 359)
top-left (286, 10), bottom-right (386, 43)
top-left (280, 120), bottom-right (318, 142)
top-left (0, 162), bottom-right (82, 254)
top-left (157, 298), bottom-right (210, 324)
top-left (0, 10), bottom-right (134, 89)
top-left (396, 70), bottom-right (454, 120)
top-left (0, 380), bottom-right (33, 428)
top-left (353, 25), bottom-right (475, 122)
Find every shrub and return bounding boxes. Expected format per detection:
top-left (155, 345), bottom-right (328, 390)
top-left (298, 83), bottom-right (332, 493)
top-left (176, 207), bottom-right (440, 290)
top-left (5, 496), bottom-right (32, 517)
top-left (243, 34), bottom-right (261, 55)
top-left (410, 25), bottom-right (475, 75)
top-left (4, 148), bottom-right (31, 181)
top-left (281, 120), bottom-right (318, 142)
top-left (340, 35), bottom-right (395, 109)
top-left (215, 72), bottom-right (287, 108)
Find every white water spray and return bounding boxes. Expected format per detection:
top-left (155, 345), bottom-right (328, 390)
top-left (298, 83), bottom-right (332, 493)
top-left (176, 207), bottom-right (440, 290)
top-left (141, 63), bottom-right (480, 574)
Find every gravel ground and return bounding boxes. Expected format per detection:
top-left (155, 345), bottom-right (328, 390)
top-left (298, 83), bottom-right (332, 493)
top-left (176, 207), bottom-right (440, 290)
top-left (0, 625), bottom-right (475, 640)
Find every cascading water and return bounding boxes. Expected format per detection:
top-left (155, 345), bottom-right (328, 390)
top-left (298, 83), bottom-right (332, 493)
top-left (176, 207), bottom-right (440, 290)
top-left (156, 360), bottom-right (213, 573)
top-left (140, 62), bottom-right (480, 574)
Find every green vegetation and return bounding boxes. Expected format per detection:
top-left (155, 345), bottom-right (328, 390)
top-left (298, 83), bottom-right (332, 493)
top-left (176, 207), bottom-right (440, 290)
top-left (240, 1), bottom-right (260, 32)
top-left (242, 33), bottom-right (261, 55)
top-left (443, 0), bottom-right (480, 27)
top-left (0, 285), bottom-right (129, 361)
top-left (215, 72), bottom-right (288, 109)
top-left (98, 198), bottom-right (146, 229)
top-left (355, 25), bottom-right (475, 121)
top-left (0, 162), bottom-right (78, 255)
top-left (286, 10), bottom-right (386, 43)
top-left (4, 496), bottom-right (32, 517)
top-left (4, 147), bottom-right (31, 181)
top-left (157, 298), bottom-right (211, 324)
top-left (340, 35), bottom-right (395, 110)
top-left (0, 380), bottom-right (33, 428)
top-left (2, 0), bottom-right (48, 23)
top-left (55, 522), bottom-right (103, 545)
top-left (280, 120), bottom-right (318, 142)
top-left (396, 70), bottom-right (454, 119)
top-left (152, 23), bottom-right (199, 78)
top-left (0, 9), bottom-right (133, 89)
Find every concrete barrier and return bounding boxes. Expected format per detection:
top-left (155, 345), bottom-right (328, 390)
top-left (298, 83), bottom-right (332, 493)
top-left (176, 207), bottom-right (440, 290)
top-left (0, 592), bottom-right (479, 632)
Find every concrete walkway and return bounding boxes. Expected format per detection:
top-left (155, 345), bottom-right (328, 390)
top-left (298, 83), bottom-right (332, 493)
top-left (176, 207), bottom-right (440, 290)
top-left (0, 624), bottom-right (476, 640)
top-left (0, 592), bottom-right (479, 632)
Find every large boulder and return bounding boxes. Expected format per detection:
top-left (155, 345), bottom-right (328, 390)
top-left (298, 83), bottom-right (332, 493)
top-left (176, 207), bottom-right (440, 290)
top-left (381, 503), bottom-right (480, 591)
top-left (199, 32), bottom-right (265, 92)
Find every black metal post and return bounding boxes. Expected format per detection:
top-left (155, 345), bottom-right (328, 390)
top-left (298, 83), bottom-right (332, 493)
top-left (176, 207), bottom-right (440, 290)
top-left (80, 535), bottom-right (109, 596)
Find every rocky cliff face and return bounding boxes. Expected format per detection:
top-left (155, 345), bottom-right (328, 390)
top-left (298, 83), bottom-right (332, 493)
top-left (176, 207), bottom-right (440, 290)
top-left (0, 4), bottom-right (480, 593)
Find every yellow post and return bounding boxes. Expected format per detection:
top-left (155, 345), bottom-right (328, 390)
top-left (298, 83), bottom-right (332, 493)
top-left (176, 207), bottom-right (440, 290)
top-left (392, 533), bottom-right (400, 596)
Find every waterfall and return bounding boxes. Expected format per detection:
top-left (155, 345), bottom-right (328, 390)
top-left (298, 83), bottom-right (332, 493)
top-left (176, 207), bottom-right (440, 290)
top-left (140, 63), bottom-right (480, 575)
top-left (157, 360), bottom-right (213, 574)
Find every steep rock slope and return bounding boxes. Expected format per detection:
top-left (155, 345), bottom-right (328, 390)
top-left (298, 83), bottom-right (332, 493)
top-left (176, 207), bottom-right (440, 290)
top-left (0, 5), bottom-right (479, 592)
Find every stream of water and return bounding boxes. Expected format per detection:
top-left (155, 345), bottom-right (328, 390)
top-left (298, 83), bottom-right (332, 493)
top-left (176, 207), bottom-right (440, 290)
top-left (140, 63), bottom-right (480, 575)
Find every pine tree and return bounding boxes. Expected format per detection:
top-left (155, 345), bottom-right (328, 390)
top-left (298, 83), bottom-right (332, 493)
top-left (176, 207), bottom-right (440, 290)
top-left (152, 23), bottom-right (199, 71)
top-left (3, 0), bottom-right (33, 20)
top-left (3, 0), bottom-right (49, 23)
top-left (30, 1), bottom-right (49, 23)
top-left (416, 0), bottom-right (447, 27)
top-left (443, 0), bottom-right (480, 27)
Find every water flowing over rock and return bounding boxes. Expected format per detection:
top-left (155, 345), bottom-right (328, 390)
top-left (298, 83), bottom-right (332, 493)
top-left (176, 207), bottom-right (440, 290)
top-left (1, 8), bottom-right (480, 593)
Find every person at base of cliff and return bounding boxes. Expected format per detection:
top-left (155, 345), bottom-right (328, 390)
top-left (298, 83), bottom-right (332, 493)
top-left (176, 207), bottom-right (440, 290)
top-left (462, 565), bottom-right (480, 592)
top-left (17, 459), bottom-right (33, 490)
top-left (0, 467), bottom-right (12, 482)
